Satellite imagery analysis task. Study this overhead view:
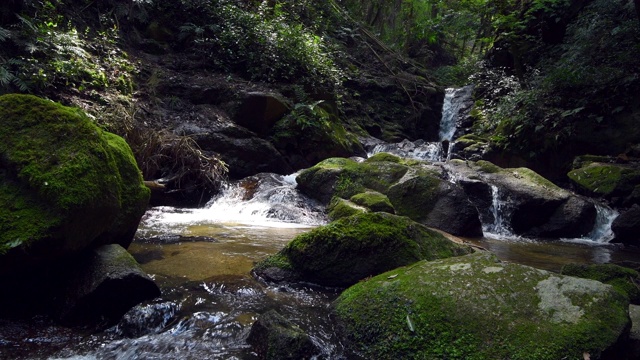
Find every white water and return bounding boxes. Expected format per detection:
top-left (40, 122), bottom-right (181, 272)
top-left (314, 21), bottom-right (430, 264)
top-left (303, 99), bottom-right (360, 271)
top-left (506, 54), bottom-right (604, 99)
top-left (481, 184), bottom-right (619, 244)
top-left (137, 173), bottom-right (327, 238)
top-left (481, 185), bottom-right (519, 240)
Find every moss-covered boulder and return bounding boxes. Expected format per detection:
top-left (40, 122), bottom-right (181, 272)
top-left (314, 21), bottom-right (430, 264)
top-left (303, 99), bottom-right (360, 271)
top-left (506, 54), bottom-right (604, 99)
top-left (568, 161), bottom-right (640, 205)
top-left (296, 156), bottom-right (410, 204)
top-left (0, 94), bottom-right (150, 274)
top-left (350, 191), bottom-right (395, 213)
top-left (334, 252), bottom-right (631, 360)
top-left (253, 212), bottom-right (473, 287)
top-left (387, 168), bottom-right (483, 237)
top-left (561, 263), bottom-right (640, 305)
top-left (297, 156), bottom-right (483, 237)
top-left (269, 102), bottom-right (366, 171)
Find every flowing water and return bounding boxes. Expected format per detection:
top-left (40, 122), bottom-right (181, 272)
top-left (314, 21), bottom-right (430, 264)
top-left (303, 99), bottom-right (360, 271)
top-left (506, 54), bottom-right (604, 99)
top-left (2, 88), bottom-right (639, 359)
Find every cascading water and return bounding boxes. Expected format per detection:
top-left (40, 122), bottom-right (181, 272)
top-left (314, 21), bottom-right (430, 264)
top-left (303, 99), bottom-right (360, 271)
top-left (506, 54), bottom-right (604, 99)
top-left (137, 172), bottom-right (327, 237)
top-left (367, 85), bottom-right (473, 162)
top-left (481, 185), bottom-right (518, 239)
top-left (583, 203), bottom-right (619, 243)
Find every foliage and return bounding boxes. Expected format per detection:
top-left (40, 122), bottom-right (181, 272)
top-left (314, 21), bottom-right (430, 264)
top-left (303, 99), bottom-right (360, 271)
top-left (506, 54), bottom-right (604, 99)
top-left (174, 0), bottom-right (345, 88)
top-left (470, 0), bottom-right (640, 165)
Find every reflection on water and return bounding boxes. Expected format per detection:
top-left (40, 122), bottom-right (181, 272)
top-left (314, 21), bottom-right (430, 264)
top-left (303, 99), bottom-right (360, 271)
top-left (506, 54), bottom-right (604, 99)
top-left (468, 237), bottom-right (640, 272)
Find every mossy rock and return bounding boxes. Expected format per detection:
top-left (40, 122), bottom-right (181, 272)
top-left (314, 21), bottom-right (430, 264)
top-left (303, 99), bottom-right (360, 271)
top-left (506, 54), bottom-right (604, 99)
top-left (247, 310), bottom-right (317, 360)
top-left (561, 263), bottom-right (640, 305)
top-left (254, 212), bottom-right (473, 287)
top-left (0, 94), bottom-right (149, 272)
top-left (334, 252), bottom-right (630, 360)
top-left (365, 152), bottom-right (402, 163)
top-left (350, 191), bottom-right (394, 213)
top-left (568, 162), bottom-right (640, 198)
top-left (327, 196), bottom-right (367, 221)
top-left (296, 157), bottom-right (410, 204)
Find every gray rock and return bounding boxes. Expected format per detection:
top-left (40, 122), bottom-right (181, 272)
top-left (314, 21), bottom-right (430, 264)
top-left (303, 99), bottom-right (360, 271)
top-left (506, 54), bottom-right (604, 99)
top-left (57, 244), bottom-right (160, 327)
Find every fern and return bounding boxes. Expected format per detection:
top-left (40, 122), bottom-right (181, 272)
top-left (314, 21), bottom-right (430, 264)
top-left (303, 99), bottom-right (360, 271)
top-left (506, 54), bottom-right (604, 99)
top-left (0, 27), bottom-right (10, 42)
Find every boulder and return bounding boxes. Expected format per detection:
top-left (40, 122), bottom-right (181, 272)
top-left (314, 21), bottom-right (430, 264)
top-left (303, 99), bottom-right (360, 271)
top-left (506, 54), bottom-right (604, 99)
top-left (349, 191), bottom-right (395, 214)
top-left (387, 169), bottom-right (483, 237)
top-left (568, 161), bottom-right (640, 205)
top-left (247, 310), bottom-right (317, 360)
top-left (232, 92), bottom-right (290, 136)
top-left (253, 212), bottom-right (473, 287)
top-left (0, 94), bottom-right (150, 274)
top-left (174, 119), bottom-right (293, 179)
top-left (334, 252), bottom-right (631, 360)
top-left (57, 244), bottom-right (160, 327)
top-left (327, 196), bottom-right (367, 221)
top-left (447, 160), bottom-right (597, 238)
top-left (612, 204), bottom-right (640, 245)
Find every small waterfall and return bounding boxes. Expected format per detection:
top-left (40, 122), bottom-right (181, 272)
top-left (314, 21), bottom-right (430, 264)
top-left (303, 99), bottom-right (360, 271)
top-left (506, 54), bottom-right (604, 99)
top-left (482, 185), bottom-right (518, 239)
top-left (439, 86), bottom-right (473, 161)
top-left (585, 204), bottom-right (618, 243)
top-left (138, 173), bottom-right (327, 235)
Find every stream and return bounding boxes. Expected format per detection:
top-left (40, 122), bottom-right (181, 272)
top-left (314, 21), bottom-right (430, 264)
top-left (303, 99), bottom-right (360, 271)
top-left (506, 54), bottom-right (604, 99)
top-left (2, 87), bottom-right (639, 359)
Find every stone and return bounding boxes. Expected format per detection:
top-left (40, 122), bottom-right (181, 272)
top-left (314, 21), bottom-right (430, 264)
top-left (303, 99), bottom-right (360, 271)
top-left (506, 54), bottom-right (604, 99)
top-left (247, 310), bottom-right (317, 360)
top-left (253, 212), bottom-right (473, 287)
top-left (57, 244), bottom-right (160, 327)
top-left (0, 94), bottom-right (150, 274)
top-left (334, 252), bottom-right (631, 360)
top-left (612, 204), bottom-right (640, 245)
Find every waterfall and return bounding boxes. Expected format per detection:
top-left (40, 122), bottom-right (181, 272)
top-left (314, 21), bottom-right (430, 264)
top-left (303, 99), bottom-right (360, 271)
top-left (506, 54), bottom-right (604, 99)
top-left (481, 185), bottom-right (518, 239)
top-left (439, 86), bottom-right (474, 161)
top-left (585, 204), bottom-right (618, 243)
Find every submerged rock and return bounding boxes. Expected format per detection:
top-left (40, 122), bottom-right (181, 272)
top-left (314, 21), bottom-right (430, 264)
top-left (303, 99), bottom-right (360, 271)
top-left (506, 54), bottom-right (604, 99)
top-left (247, 310), bottom-right (317, 360)
top-left (334, 252), bottom-right (631, 360)
top-left (253, 212), bottom-right (473, 287)
top-left (57, 244), bottom-right (160, 327)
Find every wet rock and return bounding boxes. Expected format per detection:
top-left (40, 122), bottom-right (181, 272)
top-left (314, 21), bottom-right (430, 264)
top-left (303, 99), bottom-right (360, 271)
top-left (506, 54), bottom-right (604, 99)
top-left (57, 244), bottom-right (161, 327)
top-left (568, 161), bottom-right (640, 206)
top-left (447, 160), bottom-right (597, 239)
top-left (387, 169), bottom-right (483, 237)
top-left (247, 310), bottom-right (317, 360)
top-left (254, 212), bottom-right (473, 287)
top-left (612, 204), bottom-right (640, 246)
top-left (334, 252), bottom-right (631, 360)
top-left (116, 301), bottom-right (178, 338)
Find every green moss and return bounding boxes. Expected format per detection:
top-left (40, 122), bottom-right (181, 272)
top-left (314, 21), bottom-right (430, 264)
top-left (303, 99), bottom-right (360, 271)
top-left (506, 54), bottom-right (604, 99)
top-left (297, 156), bottom-right (410, 202)
top-left (335, 252), bottom-right (630, 360)
top-left (0, 94), bottom-right (148, 254)
top-left (365, 152), bottom-right (402, 163)
top-left (254, 253), bottom-right (295, 272)
top-left (276, 212), bottom-right (473, 287)
top-left (561, 263), bottom-right (640, 304)
top-left (475, 160), bottom-right (502, 174)
top-left (387, 173), bottom-right (441, 221)
top-left (568, 163), bottom-right (640, 196)
top-left (327, 196), bottom-right (367, 221)
top-left (350, 191), bottom-right (394, 214)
